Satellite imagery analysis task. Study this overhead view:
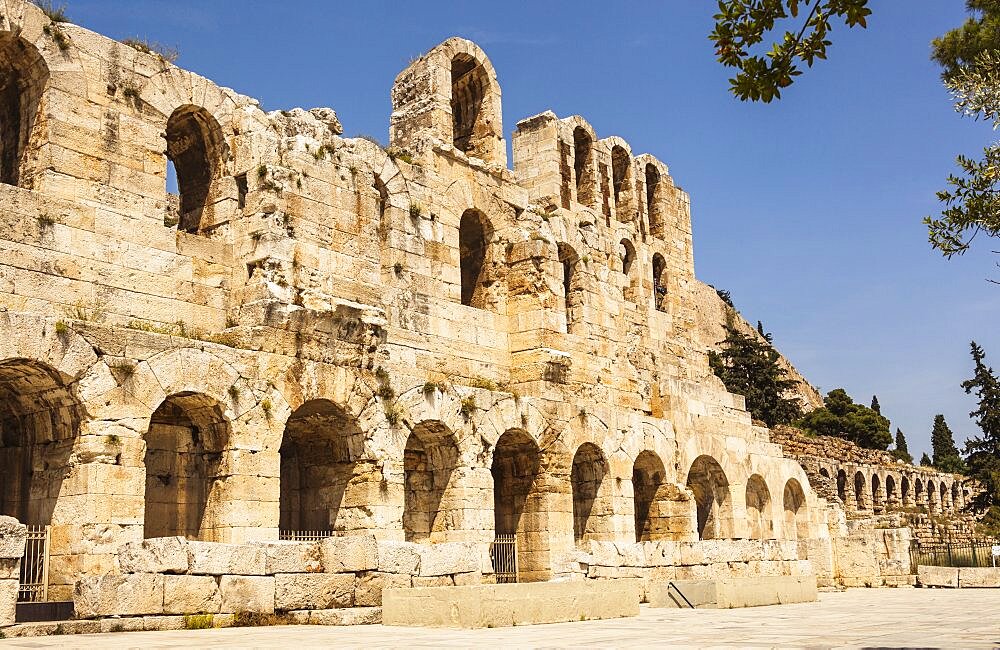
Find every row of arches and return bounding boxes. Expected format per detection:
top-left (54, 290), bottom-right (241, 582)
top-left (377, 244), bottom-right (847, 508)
top-left (824, 466), bottom-right (969, 515)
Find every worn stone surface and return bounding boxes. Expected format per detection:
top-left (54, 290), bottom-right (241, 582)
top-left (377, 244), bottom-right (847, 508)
top-left (187, 543), bottom-right (266, 576)
top-left (0, 577), bottom-right (17, 627)
top-left (73, 573), bottom-right (165, 618)
top-left (320, 535), bottom-right (378, 573)
top-left (162, 575), bottom-right (222, 614)
top-left (253, 541), bottom-right (323, 574)
top-left (917, 565), bottom-right (960, 588)
top-left (119, 537), bottom-right (189, 574)
top-left (218, 576), bottom-right (275, 613)
top-left (0, 517), bottom-right (27, 559)
top-left (274, 573), bottom-right (355, 610)
top-left (958, 567), bottom-right (1000, 588)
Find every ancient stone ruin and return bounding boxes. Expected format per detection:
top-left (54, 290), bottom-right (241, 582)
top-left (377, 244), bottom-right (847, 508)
top-left (0, 0), bottom-right (985, 631)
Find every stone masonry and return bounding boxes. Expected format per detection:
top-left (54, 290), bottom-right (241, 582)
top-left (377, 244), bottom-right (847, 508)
top-left (0, 0), bottom-right (973, 619)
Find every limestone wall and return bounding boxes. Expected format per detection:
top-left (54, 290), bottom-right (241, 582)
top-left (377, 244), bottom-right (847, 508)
top-left (0, 516), bottom-right (26, 628)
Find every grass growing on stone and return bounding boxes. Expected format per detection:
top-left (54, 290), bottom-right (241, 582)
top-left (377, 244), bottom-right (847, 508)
top-left (231, 611), bottom-right (286, 627)
top-left (182, 613), bottom-right (214, 630)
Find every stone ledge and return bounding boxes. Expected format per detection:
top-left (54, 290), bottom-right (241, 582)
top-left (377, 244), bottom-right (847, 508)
top-left (649, 575), bottom-right (818, 609)
top-left (382, 579), bottom-right (641, 628)
top-left (917, 565), bottom-right (1000, 588)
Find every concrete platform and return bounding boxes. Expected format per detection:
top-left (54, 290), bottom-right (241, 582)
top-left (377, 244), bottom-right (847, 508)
top-left (381, 579), bottom-right (641, 628)
top-left (649, 575), bottom-right (818, 608)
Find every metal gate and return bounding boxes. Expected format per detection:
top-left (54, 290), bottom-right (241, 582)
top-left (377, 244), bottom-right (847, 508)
top-left (18, 525), bottom-right (50, 603)
top-left (491, 534), bottom-right (518, 583)
top-left (278, 530), bottom-right (334, 542)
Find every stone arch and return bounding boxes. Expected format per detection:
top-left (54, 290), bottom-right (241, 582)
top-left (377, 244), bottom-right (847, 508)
top-left (557, 242), bottom-right (583, 333)
top-left (571, 442), bottom-right (611, 544)
top-left (610, 142), bottom-right (634, 218)
top-left (645, 163), bottom-right (661, 234)
top-left (885, 474), bottom-right (897, 508)
top-left (0, 358), bottom-right (80, 526)
top-left (854, 471), bottom-right (867, 510)
top-left (951, 482), bottom-right (960, 509)
top-left (491, 428), bottom-right (548, 581)
top-left (0, 31), bottom-right (48, 187)
top-left (901, 475), bottom-right (911, 506)
top-left (459, 208), bottom-right (493, 308)
top-left (632, 450), bottom-right (670, 542)
top-left (403, 419), bottom-right (461, 543)
top-left (926, 479), bottom-right (937, 511)
top-left (871, 474), bottom-right (883, 512)
top-left (914, 477), bottom-right (924, 508)
top-left (619, 238), bottom-right (637, 302)
top-left (819, 467), bottom-right (831, 479)
top-left (165, 105), bottom-right (228, 233)
top-left (573, 126), bottom-right (596, 207)
top-left (685, 455), bottom-right (732, 540)
top-left (940, 481), bottom-right (949, 510)
top-left (837, 468), bottom-right (847, 503)
top-left (144, 392), bottom-right (231, 541)
top-left (280, 399), bottom-right (366, 533)
top-left (652, 252), bottom-right (667, 311)
top-left (745, 474), bottom-right (773, 540)
top-left (782, 478), bottom-right (808, 540)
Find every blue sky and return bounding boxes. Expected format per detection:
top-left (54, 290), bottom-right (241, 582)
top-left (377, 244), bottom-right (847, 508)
top-left (67, 1), bottom-right (998, 459)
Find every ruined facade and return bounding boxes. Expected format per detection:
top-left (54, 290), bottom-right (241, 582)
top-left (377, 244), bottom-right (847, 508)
top-left (0, 1), bottom-right (971, 611)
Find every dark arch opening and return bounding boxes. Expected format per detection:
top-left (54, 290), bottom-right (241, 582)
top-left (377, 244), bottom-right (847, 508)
top-left (571, 442), bottom-right (609, 544)
top-left (854, 472), bottom-right (866, 510)
top-left (620, 239), bottom-right (635, 276)
top-left (745, 474), bottom-right (772, 540)
top-left (280, 399), bottom-right (363, 534)
top-left (491, 429), bottom-right (547, 580)
top-left (871, 474), bottom-right (882, 512)
top-left (166, 105), bottom-right (225, 233)
top-left (573, 127), bottom-right (595, 207)
top-left (783, 478), bottom-right (808, 540)
top-left (686, 455), bottom-right (731, 540)
top-left (885, 475), bottom-right (897, 507)
top-left (645, 163), bottom-right (661, 234)
top-left (652, 252), bottom-right (667, 312)
top-left (404, 420), bottom-right (459, 543)
top-left (837, 469), bottom-right (847, 503)
top-left (901, 476), bottom-right (911, 505)
top-left (144, 392), bottom-right (230, 540)
top-left (557, 242), bottom-right (582, 333)
top-left (611, 145), bottom-right (631, 206)
top-left (633, 450), bottom-right (668, 542)
top-left (0, 33), bottom-right (49, 188)
top-left (459, 209), bottom-right (492, 308)
top-left (451, 53), bottom-right (486, 157)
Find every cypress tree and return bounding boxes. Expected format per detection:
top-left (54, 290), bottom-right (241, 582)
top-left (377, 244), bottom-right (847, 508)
top-left (920, 452), bottom-right (933, 466)
top-left (709, 322), bottom-right (803, 428)
top-left (961, 342), bottom-right (1000, 521)
top-left (870, 395), bottom-right (881, 415)
top-left (893, 427), bottom-right (913, 464)
top-left (931, 414), bottom-right (967, 474)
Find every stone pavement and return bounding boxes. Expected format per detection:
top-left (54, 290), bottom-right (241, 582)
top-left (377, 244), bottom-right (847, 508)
top-left (2, 588), bottom-right (999, 648)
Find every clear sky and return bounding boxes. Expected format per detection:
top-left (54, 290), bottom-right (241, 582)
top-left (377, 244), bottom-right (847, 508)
top-left (65, 0), bottom-right (998, 459)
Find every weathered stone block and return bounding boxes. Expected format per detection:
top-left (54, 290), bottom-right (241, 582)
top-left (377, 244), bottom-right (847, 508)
top-left (0, 578), bottom-right (17, 627)
top-left (274, 573), bottom-right (355, 610)
top-left (355, 571), bottom-right (410, 607)
top-left (218, 575), bottom-right (275, 613)
top-left (0, 517), bottom-right (27, 559)
top-left (417, 542), bottom-right (480, 576)
top-left (0, 558), bottom-right (19, 581)
top-left (320, 535), bottom-right (378, 573)
top-left (917, 565), bottom-right (959, 588)
top-left (73, 573), bottom-right (165, 618)
top-left (162, 575), bottom-right (222, 614)
top-left (187, 542), bottom-right (266, 576)
top-left (959, 567), bottom-right (1000, 588)
top-left (118, 536), bottom-right (188, 574)
top-left (293, 606), bottom-right (382, 625)
top-left (252, 541), bottom-right (322, 574)
top-left (377, 541), bottom-right (421, 575)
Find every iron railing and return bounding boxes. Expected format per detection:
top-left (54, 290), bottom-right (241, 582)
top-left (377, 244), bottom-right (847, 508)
top-left (18, 525), bottom-right (49, 603)
top-left (278, 530), bottom-right (334, 542)
top-left (491, 534), bottom-right (518, 583)
top-left (911, 540), bottom-right (998, 571)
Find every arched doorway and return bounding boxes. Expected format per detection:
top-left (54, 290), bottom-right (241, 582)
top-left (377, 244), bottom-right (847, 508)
top-left (783, 478), bottom-right (808, 540)
top-left (491, 429), bottom-right (547, 581)
top-left (885, 475), bottom-right (897, 508)
top-left (280, 399), bottom-right (363, 534)
top-left (837, 469), bottom-right (847, 503)
top-left (557, 242), bottom-right (582, 333)
top-left (459, 209), bottom-right (492, 308)
top-left (854, 472), bottom-right (867, 511)
top-left (632, 450), bottom-right (668, 542)
top-left (165, 105), bottom-right (225, 233)
top-left (571, 443), bottom-right (610, 544)
top-left (686, 455), bottom-right (731, 540)
top-left (871, 474), bottom-right (882, 513)
top-left (403, 420), bottom-right (460, 543)
top-left (745, 474), bottom-right (772, 540)
top-left (0, 33), bottom-right (49, 187)
top-left (144, 392), bottom-right (230, 540)
top-left (573, 127), bottom-right (595, 206)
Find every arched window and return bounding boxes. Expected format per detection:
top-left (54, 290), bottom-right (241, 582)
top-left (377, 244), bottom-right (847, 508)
top-left (459, 209), bottom-right (492, 308)
top-left (652, 253), bottom-right (667, 312)
top-left (686, 455), bottom-right (732, 540)
top-left (633, 451), bottom-right (668, 542)
top-left (144, 392), bottom-right (230, 541)
top-left (451, 54), bottom-right (486, 157)
top-left (280, 399), bottom-right (362, 534)
top-left (901, 476), bottom-right (911, 506)
top-left (404, 420), bottom-right (460, 543)
top-left (837, 469), bottom-right (847, 503)
top-left (871, 474), bottom-right (882, 512)
top-left (745, 474), bottom-right (772, 540)
top-left (573, 127), bottom-right (595, 207)
top-left (782, 479), bottom-right (808, 540)
top-left (571, 443), bottom-right (610, 544)
top-left (854, 472), bottom-right (867, 510)
top-left (620, 239), bottom-right (635, 276)
top-left (611, 145), bottom-right (630, 206)
top-left (915, 478), bottom-right (924, 507)
top-left (926, 480), bottom-right (937, 512)
top-left (819, 467), bottom-right (830, 479)
top-left (165, 105), bottom-right (225, 233)
top-left (558, 242), bottom-right (581, 333)
top-left (0, 33), bottom-right (49, 187)
top-left (645, 163), bottom-right (661, 235)
top-left (885, 475), bottom-right (897, 508)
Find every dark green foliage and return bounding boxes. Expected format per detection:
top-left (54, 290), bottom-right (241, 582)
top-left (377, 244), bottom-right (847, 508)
top-left (920, 452), bottom-right (933, 466)
top-left (796, 388), bottom-right (892, 450)
top-left (931, 0), bottom-right (1000, 81)
top-left (714, 286), bottom-right (734, 309)
top-left (708, 322), bottom-right (803, 427)
top-left (709, 0), bottom-right (872, 102)
top-left (962, 342), bottom-right (1000, 512)
top-left (870, 394), bottom-right (881, 415)
top-left (924, 144), bottom-right (1000, 259)
top-left (893, 427), bottom-right (913, 464)
top-left (931, 414), bottom-right (968, 474)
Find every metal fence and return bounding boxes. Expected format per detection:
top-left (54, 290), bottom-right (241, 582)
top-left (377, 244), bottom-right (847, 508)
top-left (911, 540), bottom-right (998, 571)
top-left (18, 525), bottom-right (49, 603)
top-left (278, 530), bottom-right (335, 542)
top-left (491, 534), bottom-right (518, 583)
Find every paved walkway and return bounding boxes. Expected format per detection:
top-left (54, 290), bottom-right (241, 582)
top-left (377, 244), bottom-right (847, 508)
top-left (2, 588), bottom-right (999, 648)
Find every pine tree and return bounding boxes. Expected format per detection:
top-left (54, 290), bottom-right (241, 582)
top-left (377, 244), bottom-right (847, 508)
top-left (709, 322), bottom-right (803, 428)
top-left (870, 395), bottom-right (881, 415)
top-left (931, 414), bottom-right (967, 474)
top-left (961, 341), bottom-right (1000, 523)
top-left (893, 427), bottom-right (913, 464)
top-left (920, 452), bottom-right (933, 466)
top-left (796, 388), bottom-right (892, 450)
